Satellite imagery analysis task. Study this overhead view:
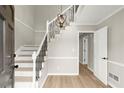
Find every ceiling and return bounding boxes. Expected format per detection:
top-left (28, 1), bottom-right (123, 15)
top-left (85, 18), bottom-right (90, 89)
top-left (75, 5), bottom-right (124, 25)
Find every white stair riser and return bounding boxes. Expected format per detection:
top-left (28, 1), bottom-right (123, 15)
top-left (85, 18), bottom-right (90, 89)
top-left (15, 63), bottom-right (33, 68)
top-left (15, 82), bottom-right (33, 88)
top-left (15, 71), bottom-right (33, 77)
top-left (20, 47), bottom-right (38, 50)
top-left (15, 57), bottom-right (32, 61)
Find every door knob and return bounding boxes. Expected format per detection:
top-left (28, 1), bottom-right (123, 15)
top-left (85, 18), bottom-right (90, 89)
top-left (102, 57), bottom-right (108, 60)
top-left (14, 65), bottom-right (19, 69)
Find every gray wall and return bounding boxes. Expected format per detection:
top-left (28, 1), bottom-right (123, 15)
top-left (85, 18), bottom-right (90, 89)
top-left (97, 9), bottom-right (124, 64)
top-left (79, 34), bottom-right (83, 64)
top-left (15, 5), bottom-right (35, 50)
top-left (33, 5), bottom-right (69, 45)
top-left (34, 32), bottom-right (45, 45)
top-left (97, 8), bottom-right (124, 87)
top-left (87, 34), bottom-right (94, 71)
top-left (72, 25), bottom-right (96, 31)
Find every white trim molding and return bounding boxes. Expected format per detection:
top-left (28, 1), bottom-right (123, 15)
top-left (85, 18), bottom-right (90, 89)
top-left (15, 17), bottom-right (34, 31)
top-left (70, 22), bottom-right (96, 26)
top-left (78, 31), bottom-right (95, 33)
top-left (96, 7), bottom-right (124, 25)
top-left (107, 60), bottom-right (124, 88)
top-left (108, 81), bottom-right (117, 88)
top-left (48, 57), bottom-right (78, 59)
top-left (108, 60), bottom-right (124, 67)
top-left (47, 73), bottom-right (79, 76)
top-left (35, 30), bottom-right (46, 33)
top-left (75, 7), bottom-right (124, 26)
top-left (88, 66), bottom-right (94, 72)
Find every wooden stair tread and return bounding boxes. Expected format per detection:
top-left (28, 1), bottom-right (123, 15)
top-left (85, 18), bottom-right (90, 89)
top-left (15, 76), bottom-right (32, 82)
top-left (23, 45), bottom-right (39, 47)
top-left (18, 55), bottom-right (32, 57)
top-left (16, 67), bottom-right (33, 71)
top-left (21, 50), bottom-right (37, 51)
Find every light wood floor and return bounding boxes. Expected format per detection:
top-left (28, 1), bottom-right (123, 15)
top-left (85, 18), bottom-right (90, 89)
top-left (43, 64), bottom-right (109, 88)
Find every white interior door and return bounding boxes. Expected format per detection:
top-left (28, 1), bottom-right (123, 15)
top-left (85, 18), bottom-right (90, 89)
top-left (94, 26), bottom-right (108, 85)
top-left (83, 37), bottom-right (88, 64)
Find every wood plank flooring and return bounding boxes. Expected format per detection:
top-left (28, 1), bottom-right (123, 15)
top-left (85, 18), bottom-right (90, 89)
top-left (43, 64), bottom-right (109, 88)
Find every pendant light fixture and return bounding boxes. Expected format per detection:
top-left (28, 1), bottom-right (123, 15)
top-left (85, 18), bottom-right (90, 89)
top-left (55, 5), bottom-right (66, 28)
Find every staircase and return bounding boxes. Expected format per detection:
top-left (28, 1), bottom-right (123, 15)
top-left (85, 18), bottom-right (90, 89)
top-left (15, 46), bottom-right (38, 88)
top-left (14, 5), bottom-right (78, 88)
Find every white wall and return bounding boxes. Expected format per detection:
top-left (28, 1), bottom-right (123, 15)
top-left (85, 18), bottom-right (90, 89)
top-left (34, 5), bottom-right (69, 31)
top-left (48, 58), bottom-right (78, 75)
top-left (15, 5), bottom-right (35, 50)
top-left (48, 30), bottom-right (79, 75)
top-left (108, 62), bottom-right (124, 88)
top-left (34, 5), bottom-right (69, 45)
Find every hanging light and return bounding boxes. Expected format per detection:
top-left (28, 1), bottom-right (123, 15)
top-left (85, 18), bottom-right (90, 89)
top-left (55, 5), bottom-right (66, 28)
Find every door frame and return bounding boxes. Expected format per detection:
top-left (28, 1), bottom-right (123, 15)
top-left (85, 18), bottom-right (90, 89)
top-left (78, 31), bottom-right (94, 70)
top-left (78, 29), bottom-right (108, 85)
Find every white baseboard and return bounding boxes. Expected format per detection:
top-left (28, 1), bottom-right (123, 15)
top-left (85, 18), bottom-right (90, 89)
top-left (108, 81), bottom-right (117, 88)
top-left (87, 66), bottom-right (94, 72)
top-left (47, 73), bottom-right (79, 75)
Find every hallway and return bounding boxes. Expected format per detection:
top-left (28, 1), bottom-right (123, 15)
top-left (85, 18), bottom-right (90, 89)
top-left (43, 64), bottom-right (108, 88)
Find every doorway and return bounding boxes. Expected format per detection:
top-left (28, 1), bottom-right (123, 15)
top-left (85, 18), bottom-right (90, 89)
top-left (79, 27), bottom-right (108, 86)
top-left (79, 32), bottom-right (94, 73)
